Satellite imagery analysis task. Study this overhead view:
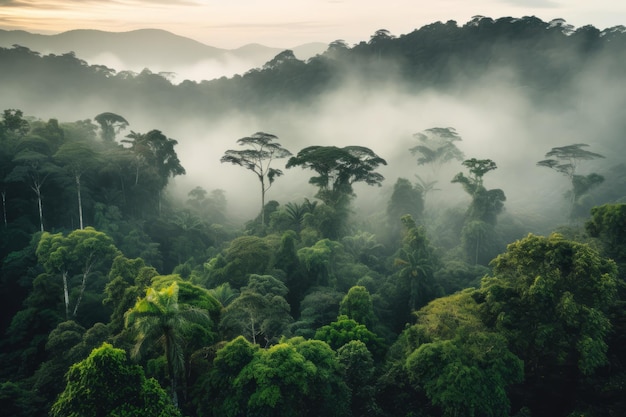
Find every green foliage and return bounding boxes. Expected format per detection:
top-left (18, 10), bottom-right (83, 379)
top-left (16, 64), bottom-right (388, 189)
top-left (406, 332), bottom-right (523, 417)
top-left (36, 227), bottom-right (120, 321)
top-left (337, 340), bottom-right (381, 417)
top-left (480, 233), bottom-right (619, 415)
top-left (125, 282), bottom-right (213, 407)
top-left (103, 256), bottom-right (158, 333)
top-left (220, 274), bottom-right (293, 345)
top-left (392, 215), bottom-right (442, 312)
top-left (315, 315), bottom-right (386, 360)
top-left (203, 235), bottom-right (273, 288)
top-left (290, 287), bottom-right (343, 338)
top-left (197, 336), bottom-right (349, 417)
top-left (50, 342), bottom-right (181, 417)
top-left (339, 285), bottom-right (376, 328)
top-left (586, 203), bottom-right (626, 266)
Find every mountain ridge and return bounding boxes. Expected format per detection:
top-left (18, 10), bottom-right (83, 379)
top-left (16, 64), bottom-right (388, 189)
top-left (0, 28), bottom-right (328, 80)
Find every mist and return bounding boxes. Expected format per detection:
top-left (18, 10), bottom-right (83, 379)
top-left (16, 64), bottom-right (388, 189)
top-left (2, 30), bottom-right (625, 236)
top-left (154, 57), bottom-right (622, 233)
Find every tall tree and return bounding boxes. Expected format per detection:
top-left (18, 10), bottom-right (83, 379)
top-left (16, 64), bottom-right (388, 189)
top-left (393, 215), bottom-right (440, 313)
top-left (122, 129), bottom-right (186, 214)
top-left (452, 158), bottom-right (506, 264)
top-left (410, 127), bottom-right (464, 197)
top-left (7, 135), bottom-right (59, 232)
top-left (286, 145), bottom-right (387, 208)
top-left (537, 143), bottom-right (605, 220)
top-left (54, 140), bottom-right (97, 229)
top-left (220, 132), bottom-right (292, 226)
top-left (125, 282), bottom-right (211, 408)
top-left (36, 227), bottom-right (120, 319)
top-left (94, 112), bottom-right (129, 142)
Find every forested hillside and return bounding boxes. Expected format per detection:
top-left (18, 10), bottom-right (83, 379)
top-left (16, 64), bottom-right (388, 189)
top-left (1, 16), bottom-right (626, 417)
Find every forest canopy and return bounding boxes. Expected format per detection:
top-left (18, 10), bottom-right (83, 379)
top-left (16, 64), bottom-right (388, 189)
top-left (2, 15), bottom-right (626, 417)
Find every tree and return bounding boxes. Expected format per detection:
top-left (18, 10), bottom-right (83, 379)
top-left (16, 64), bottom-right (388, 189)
top-left (125, 282), bottom-right (212, 408)
top-left (220, 274), bottom-right (293, 345)
top-left (315, 315), bottom-right (386, 361)
top-left (54, 140), bottom-right (98, 229)
top-left (122, 129), bottom-right (186, 214)
top-left (480, 233), bottom-right (619, 416)
top-left (537, 143), bottom-right (605, 220)
top-left (103, 255), bottom-right (159, 333)
top-left (337, 340), bottom-right (380, 417)
top-left (386, 177), bottom-right (424, 242)
top-left (7, 135), bottom-right (59, 232)
top-left (94, 111), bottom-right (129, 142)
top-left (50, 342), bottom-right (182, 417)
top-left (221, 132), bottom-right (292, 226)
top-left (406, 331), bottom-right (523, 417)
top-left (197, 336), bottom-right (349, 417)
top-left (203, 235), bottom-right (274, 289)
top-left (36, 227), bottom-right (120, 320)
top-left (339, 285), bottom-right (376, 328)
top-left (0, 109), bottom-right (30, 139)
top-left (586, 203), bottom-right (626, 267)
top-left (393, 215), bottom-right (441, 312)
top-left (286, 145), bottom-right (387, 208)
top-left (452, 158), bottom-right (506, 264)
top-left (410, 127), bottom-right (464, 198)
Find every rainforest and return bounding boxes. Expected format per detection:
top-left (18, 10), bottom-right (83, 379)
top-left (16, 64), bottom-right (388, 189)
top-left (1, 16), bottom-right (626, 417)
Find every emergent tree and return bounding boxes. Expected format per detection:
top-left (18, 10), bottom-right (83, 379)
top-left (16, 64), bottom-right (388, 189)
top-left (221, 132), bottom-right (292, 226)
top-left (537, 143), bottom-right (605, 220)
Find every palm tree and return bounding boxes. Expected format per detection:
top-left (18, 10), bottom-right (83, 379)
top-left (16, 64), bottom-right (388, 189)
top-left (125, 282), bottom-right (210, 408)
top-left (393, 215), bottom-right (438, 311)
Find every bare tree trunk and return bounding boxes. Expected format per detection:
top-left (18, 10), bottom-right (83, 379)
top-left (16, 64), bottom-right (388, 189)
top-left (36, 186), bottom-right (44, 232)
top-left (72, 264), bottom-right (92, 317)
top-left (260, 175), bottom-right (266, 226)
top-left (1, 190), bottom-right (6, 229)
top-left (62, 270), bottom-right (70, 320)
top-left (76, 174), bottom-right (83, 229)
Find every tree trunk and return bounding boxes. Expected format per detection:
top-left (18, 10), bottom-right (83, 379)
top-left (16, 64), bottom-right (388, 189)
top-left (165, 334), bottom-right (179, 408)
top-left (72, 264), bottom-right (91, 317)
top-left (35, 184), bottom-right (44, 232)
top-left (260, 175), bottom-right (266, 226)
top-left (76, 174), bottom-right (83, 230)
top-left (62, 270), bottom-right (69, 320)
top-left (1, 190), bottom-right (6, 229)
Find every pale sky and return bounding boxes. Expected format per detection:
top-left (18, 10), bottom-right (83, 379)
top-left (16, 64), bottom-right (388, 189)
top-left (1, 0), bottom-right (625, 49)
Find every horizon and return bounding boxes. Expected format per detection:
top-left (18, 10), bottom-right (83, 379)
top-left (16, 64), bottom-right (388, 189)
top-left (0, 1), bottom-right (625, 49)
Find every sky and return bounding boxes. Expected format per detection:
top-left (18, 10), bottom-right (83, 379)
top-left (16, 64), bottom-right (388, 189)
top-left (1, 0), bottom-right (626, 49)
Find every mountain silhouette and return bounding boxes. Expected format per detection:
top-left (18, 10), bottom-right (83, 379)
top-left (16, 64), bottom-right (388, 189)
top-left (0, 28), bottom-right (328, 80)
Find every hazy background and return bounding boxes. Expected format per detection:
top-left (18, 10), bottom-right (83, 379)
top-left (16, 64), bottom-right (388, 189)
top-left (1, 0), bottom-right (625, 49)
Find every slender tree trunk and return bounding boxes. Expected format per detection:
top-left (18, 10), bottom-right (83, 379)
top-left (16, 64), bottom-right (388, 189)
top-left (165, 334), bottom-right (179, 408)
top-left (62, 270), bottom-right (69, 320)
top-left (250, 313), bottom-right (257, 345)
top-left (260, 175), bottom-right (266, 226)
top-left (35, 185), bottom-right (44, 232)
top-left (76, 174), bottom-right (83, 230)
top-left (72, 264), bottom-right (91, 317)
top-left (1, 190), bottom-right (6, 229)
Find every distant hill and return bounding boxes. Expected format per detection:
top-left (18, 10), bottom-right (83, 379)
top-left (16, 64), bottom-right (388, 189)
top-left (0, 28), bottom-right (328, 80)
